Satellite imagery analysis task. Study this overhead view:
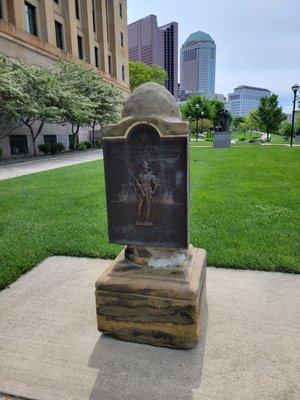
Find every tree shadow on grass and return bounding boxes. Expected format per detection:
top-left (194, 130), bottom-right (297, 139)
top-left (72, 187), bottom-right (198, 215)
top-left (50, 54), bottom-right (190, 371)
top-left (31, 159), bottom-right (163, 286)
top-left (88, 303), bottom-right (208, 400)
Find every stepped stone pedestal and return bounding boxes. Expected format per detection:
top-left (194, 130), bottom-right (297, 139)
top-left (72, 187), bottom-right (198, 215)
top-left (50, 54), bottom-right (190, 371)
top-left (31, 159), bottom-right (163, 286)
top-left (96, 245), bottom-right (206, 349)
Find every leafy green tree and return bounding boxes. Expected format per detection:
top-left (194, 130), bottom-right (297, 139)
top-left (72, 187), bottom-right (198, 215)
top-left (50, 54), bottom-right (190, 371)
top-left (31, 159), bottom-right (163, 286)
top-left (0, 55), bottom-right (123, 154)
top-left (56, 58), bottom-right (123, 149)
top-left (295, 118), bottom-right (300, 135)
top-left (129, 61), bottom-right (167, 91)
top-left (209, 99), bottom-right (229, 127)
top-left (280, 120), bottom-right (292, 138)
top-left (0, 55), bottom-right (28, 139)
top-left (255, 94), bottom-right (286, 139)
top-left (180, 96), bottom-right (212, 140)
top-left (19, 64), bottom-right (64, 155)
top-left (231, 116), bottom-right (245, 131)
top-left (56, 59), bottom-right (96, 149)
top-left (240, 110), bottom-right (260, 132)
top-left (86, 80), bottom-right (123, 147)
top-left (0, 56), bottom-right (64, 155)
top-left (180, 95), bottom-right (231, 135)
top-left (190, 118), bottom-right (214, 135)
top-left (180, 95), bottom-right (211, 120)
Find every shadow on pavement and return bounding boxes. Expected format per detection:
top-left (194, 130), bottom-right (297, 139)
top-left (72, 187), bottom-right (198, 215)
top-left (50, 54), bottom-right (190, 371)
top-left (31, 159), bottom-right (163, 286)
top-left (88, 303), bottom-right (208, 400)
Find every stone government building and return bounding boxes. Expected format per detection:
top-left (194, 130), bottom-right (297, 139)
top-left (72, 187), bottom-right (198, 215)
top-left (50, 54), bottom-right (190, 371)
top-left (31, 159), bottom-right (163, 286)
top-left (0, 0), bottom-right (130, 157)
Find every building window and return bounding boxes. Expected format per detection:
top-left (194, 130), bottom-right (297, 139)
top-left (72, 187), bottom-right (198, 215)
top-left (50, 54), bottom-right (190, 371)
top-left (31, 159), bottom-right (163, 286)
top-left (94, 46), bottom-right (99, 68)
top-left (92, 0), bottom-right (96, 32)
top-left (44, 135), bottom-right (57, 144)
top-left (183, 49), bottom-right (196, 62)
top-left (9, 135), bottom-right (28, 155)
top-left (53, 0), bottom-right (59, 4)
top-left (0, 1), bottom-right (3, 19)
top-left (122, 65), bottom-right (125, 81)
top-left (75, 0), bottom-right (80, 20)
top-left (105, 0), bottom-right (111, 43)
top-left (119, 2), bottom-right (122, 18)
top-left (55, 20), bottom-right (63, 49)
top-left (24, 1), bottom-right (38, 36)
top-left (120, 32), bottom-right (123, 47)
top-left (77, 35), bottom-right (83, 59)
top-left (108, 54), bottom-right (112, 74)
top-left (68, 135), bottom-right (75, 150)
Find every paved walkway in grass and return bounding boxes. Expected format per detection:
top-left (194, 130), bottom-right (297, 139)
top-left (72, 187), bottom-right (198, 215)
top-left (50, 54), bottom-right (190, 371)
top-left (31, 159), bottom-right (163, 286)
top-left (0, 256), bottom-right (299, 400)
top-left (0, 150), bottom-right (103, 181)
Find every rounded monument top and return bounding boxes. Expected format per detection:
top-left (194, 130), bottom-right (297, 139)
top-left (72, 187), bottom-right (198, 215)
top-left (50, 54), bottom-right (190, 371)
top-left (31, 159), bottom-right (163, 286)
top-left (122, 82), bottom-right (181, 121)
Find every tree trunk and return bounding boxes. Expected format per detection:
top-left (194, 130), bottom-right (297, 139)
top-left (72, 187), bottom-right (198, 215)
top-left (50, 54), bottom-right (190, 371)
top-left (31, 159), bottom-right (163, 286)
top-left (92, 124), bottom-right (96, 148)
top-left (71, 125), bottom-right (80, 150)
top-left (34, 121), bottom-right (45, 155)
top-left (30, 126), bottom-right (36, 156)
top-left (21, 118), bottom-right (36, 155)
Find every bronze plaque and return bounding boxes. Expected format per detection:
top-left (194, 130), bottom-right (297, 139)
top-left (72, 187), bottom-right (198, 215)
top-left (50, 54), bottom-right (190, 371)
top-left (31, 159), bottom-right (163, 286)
top-left (103, 124), bottom-right (188, 248)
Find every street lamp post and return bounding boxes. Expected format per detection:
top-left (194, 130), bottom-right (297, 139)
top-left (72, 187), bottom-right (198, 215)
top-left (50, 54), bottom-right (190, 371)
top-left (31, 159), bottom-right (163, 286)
top-left (188, 116), bottom-right (192, 139)
top-left (195, 104), bottom-right (200, 141)
top-left (200, 111), bottom-right (205, 137)
top-left (290, 83), bottom-right (299, 147)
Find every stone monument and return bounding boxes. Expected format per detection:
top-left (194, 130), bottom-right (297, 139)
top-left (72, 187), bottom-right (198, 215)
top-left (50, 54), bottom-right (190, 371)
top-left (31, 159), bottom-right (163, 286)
top-left (95, 82), bottom-right (206, 349)
top-left (213, 109), bottom-right (231, 148)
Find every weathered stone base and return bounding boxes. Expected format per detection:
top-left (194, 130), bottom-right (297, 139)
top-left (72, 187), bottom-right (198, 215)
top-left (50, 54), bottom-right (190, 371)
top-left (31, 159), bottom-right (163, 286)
top-left (95, 245), bottom-right (206, 349)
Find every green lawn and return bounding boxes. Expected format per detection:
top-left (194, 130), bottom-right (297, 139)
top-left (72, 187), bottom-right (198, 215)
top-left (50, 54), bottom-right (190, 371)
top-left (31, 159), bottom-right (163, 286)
top-left (190, 133), bottom-right (289, 147)
top-left (232, 132), bottom-right (288, 145)
top-left (0, 146), bottom-right (299, 290)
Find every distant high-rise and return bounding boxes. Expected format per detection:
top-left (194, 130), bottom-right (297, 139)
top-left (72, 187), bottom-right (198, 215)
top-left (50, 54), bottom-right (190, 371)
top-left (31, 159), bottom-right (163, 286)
top-left (226, 85), bottom-right (271, 117)
top-left (159, 22), bottom-right (178, 100)
top-left (128, 15), bottom-right (163, 68)
top-left (180, 31), bottom-right (216, 100)
top-left (128, 15), bottom-right (178, 99)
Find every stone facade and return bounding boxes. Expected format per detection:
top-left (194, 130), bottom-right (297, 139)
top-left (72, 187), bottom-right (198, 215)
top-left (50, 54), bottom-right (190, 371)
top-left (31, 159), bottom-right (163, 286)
top-left (0, 0), bottom-right (130, 157)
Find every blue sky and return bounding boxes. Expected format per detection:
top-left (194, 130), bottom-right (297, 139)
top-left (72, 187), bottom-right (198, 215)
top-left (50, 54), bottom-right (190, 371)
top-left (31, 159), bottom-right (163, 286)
top-left (127, 0), bottom-right (300, 113)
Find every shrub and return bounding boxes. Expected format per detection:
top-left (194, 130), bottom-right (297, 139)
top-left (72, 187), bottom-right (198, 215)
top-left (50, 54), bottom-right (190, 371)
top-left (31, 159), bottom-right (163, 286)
top-left (38, 143), bottom-right (51, 155)
top-left (84, 141), bottom-right (92, 149)
top-left (54, 142), bottom-right (65, 153)
top-left (49, 142), bottom-right (65, 155)
top-left (77, 142), bottom-right (87, 151)
top-left (236, 134), bottom-right (247, 142)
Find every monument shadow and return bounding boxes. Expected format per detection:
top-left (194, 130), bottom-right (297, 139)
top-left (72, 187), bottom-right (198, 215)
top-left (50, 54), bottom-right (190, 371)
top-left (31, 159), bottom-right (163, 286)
top-left (88, 303), bottom-right (208, 400)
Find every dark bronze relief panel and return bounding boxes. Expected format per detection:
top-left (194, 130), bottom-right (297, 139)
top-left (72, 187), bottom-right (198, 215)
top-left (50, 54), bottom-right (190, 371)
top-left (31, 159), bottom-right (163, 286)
top-left (103, 124), bottom-right (188, 248)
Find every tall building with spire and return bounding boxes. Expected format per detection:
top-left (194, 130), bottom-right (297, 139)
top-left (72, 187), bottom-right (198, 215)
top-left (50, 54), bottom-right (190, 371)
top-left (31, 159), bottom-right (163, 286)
top-left (128, 15), bottom-right (178, 99)
top-left (180, 31), bottom-right (216, 100)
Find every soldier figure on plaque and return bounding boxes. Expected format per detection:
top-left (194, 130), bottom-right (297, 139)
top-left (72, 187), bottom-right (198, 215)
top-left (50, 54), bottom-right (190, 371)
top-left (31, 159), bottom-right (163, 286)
top-left (132, 161), bottom-right (158, 227)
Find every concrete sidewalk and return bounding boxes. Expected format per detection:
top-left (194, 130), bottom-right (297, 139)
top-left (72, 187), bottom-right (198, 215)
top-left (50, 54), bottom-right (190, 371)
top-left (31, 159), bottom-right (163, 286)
top-left (0, 257), bottom-right (299, 400)
top-left (0, 150), bottom-right (103, 181)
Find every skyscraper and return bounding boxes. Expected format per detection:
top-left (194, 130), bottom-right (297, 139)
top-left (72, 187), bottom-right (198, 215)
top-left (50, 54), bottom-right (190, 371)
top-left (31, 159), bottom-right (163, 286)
top-left (128, 15), bottom-right (178, 99)
top-left (180, 31), bottom-right (216, 100)
top-left (160, 22), bottom-right (178, 100)
top-left (128, 15), bottom-right (163, 68)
